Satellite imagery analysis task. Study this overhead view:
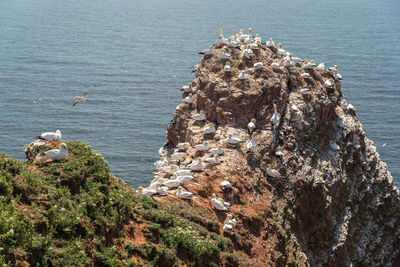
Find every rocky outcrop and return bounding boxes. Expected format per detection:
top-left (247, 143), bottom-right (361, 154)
top-left (156, 35), bottom-right (400, 266)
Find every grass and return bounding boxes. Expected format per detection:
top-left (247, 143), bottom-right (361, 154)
top-left (0, 141), bottom-right (234, 266)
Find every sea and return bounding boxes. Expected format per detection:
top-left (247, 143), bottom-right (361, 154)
top-left (0, 0), bottom-right (399, 188)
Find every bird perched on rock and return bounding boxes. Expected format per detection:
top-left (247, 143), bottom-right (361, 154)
top-left (247, 133), bottom-right (256, 151)
top-left (224, 62), bottom-right (232, 73)
top-left (226, 134), bottom-right (241, 145)
top-left (211, 193), bottom-right (227, 211)
top-left (270, 103), bottom-right (280, 125)
top-left (72, 92), bottom-right (87, 106)
top-left (220, 180), bottom-right (231, 190)
top-left (176, 186), bottom-right (193, 199)
top-left (189, 159), bottom-right (203, 171)
top-left (136, 186), bottom-right (157, 197)
top-left (202, 123), bottom-right (216, 134)
top-left (204, 154), bottom-right (220, 165)
top-left (266, 38), bottom-right (275, 47)
top-left (248, 118), bottom-right (256, 133)
top-left (266, 168), bottom-right (281, 178)
top-left (38, 143), bottom-right (68, 161)
top-left (191, 112), bottom-right (206, 121)
top-left (194, 141), bottom-right (209, 151)
top-left (35, 130), bottom-right (62, 141)
top-left (209, 147), bottom-right (223, 155)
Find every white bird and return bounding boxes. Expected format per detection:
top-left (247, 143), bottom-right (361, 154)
top-left (303, 60), bottom-right (315, 69)
top-left (254, 34), bottom-right (262, 42)
top-left (220, 52), bottom-right (231, 60)
top-left (176, 186), bottom-right (193, 199)
top-left (154, 184), bottom-right (168, 195)
top-left (150, 177), bottom-right (168, 188)
top-left (254, 62), bottom-right (263, 70)
top-left (226, 134), bottom-right (241, 145)
top-left (177, 175), bottom-right (194, 184)
top-left (194, 141), bottom-right (209, 151)
top-left (247, 133), bottom-right (256, 151)
top-left (266, 168), bottom-right (281, 178)
top-left (301, 73), bottom-right (311, 78)
top-left (238, 71), bottom-right (247, 80)
top-left (153, 157), bottom-right (167, 170)
top-left (177, 142), bottom-right (190, 151)
top-left (209, 147), bottom-right (223, 155)
top-left (136, 186), bottom-right (157, 197)
top-left (199, 46), bottom-right (214, 55)
top-left (317, 63), bottom-right (325, 71)
top-left (181, 83), bottom-right (192, 93)
top-left (220, 180), bottom-right (231, 190)
top-left (249, 42), bottom-right (258, 49)
top-left (227, 37), bottom-right (239, 48)
top-left (270, 103), bottom-right (280, 124)
top-left (223, 222), bottom-right (234, 232)
top-left (184, 94), bottom-right (193, 104)
top-left (271, 62), bottom-right (280, 70)
top-left (266, 38), bottom-right (275, 47)
top-left (72, 92), bottom-right (88, 106)
top-left (275, 150), bottom-right (284, 157)
top-left (284, 60), bottom-right (295, 67)
top-left (211, 193), bottom-right (227, 211)
top-left (42, 143), bottom-right (68, 161)
top-left (333, 72), bottom-right (342, 80)
top-left (277, 43), bottom-right (286, 56)
top-left (171, 151), bottom-right (185, 161)
top-left (224, 213), bottom-right (238, 227)
top-left (204, 154), bottom-right (220, 165)
top-left (202, 123), bottom-right (216, 134)
top-left (175, 169), bottom-right (191, 176)
top-left (243, 48), bottom-right (253, 59)
top-left (191, 112), bottom-right (206, 121)
top-left (329, 140), bottom-right (340, 151)
top-left (248, 118), bottom-right (256, 133)
top-left (189, 159), bottom-right (203, 171)
top-left (299, 88), bottom-right (310, 94)
top-left (324, 80), bottom-right (333, 88)
top-left (35, 130), bottom-right (62, 141)
top-left (224, 62), bottom-right (232, 72)
top-left (162, 178), bottom-right (181, 189)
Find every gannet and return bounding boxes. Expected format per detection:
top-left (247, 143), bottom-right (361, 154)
top-left (238, 29), bottom-right (248, 42)
top-left (209, 147), bottom-right (223, 155)
top-left (218, 198), bottom-right (230, 208)
top-left (254, 34), bottom-right (262, 42)
top-left (284, 60), bottom-right (295, 67)
top-left (204, 154), bottom-right (220, 165)
top-left (176, 186), bottom-right (193, 199)
top-left (317, 63), bottom-right (325, 71)
top-left (333, 70), bottom-right (342, 80)
top-left (301, 73), bottom-right (311, 78)
top-left (248, 118), bottom-right (256, 133)
top-left (247, 133), bottom-right (256, 151)
top-left (217, 35), bottom-right (228, 45)
top-left (266, 38), bottom-right (275, 47)
top-left (254, 62), bottom-right (263, 70)
top-left (199, 46), bottom-right (214, 55)
top-left (238, 71), bottom-right (247, 80)
top-left (136, 186), bottom-right (157, 197)
top-left (220, 180), bottom-right (231, 190)
top-left (223, 222), bottom-right (234, 232)
top-left (162, 178), bottom-right (180, 189)
top-left (299, 88), bottom-right (310, 94)
top-left (175, 169), bottom-right (191, 176)
top-left (243, 28), bottom-right (252, 44)
top-left (189, 159), bottom-right (203, 171)
top-left (226, 134), bottom-right (241, 145)
top-left (35, 130), bottom-right (62, 141)
top-left (177, 174), bottom-right (194, 184)
top-left (243, 47), bottom-right (253, 59)
top-left (153, 157), bottom-right (167, 170)
top-left (220, 52), bottom-right (231, 60)
top-left (271, 62), bottom-right (280, 70)
top-left (72, 92), bottom-right (87, 106)
top-left (202, 123), bottom-right (216, 134)
top-left (224, 213), bottom-right (238, 227)
top-left (290, 104), bottom-right (299, 112)
top-left (303, 60), bottom-right (316, 69)
top-left (42, 143), bottom-right (68, 161)
top-left (194, 141), bottom-right (209, 151)
top-left (224, 62), bottom-right (232, 72)
top-left (211, 193), bottom-right (227, 211)
top-left (181, 83), bottom-right (192, 93)
top-left (329, 140), bottom-right (340, 151)
top-left (324, 79), bottom-right (333, 88)
top-left (275, 150), bottom-right (284, 157)
top-left (270, 103), bottom-right (280, 124)
top-left (191, 112), bottom-right (206, 121)
top-left (292, 57), bottom-right (302, 64)
top-left (266, 168), bottom-right (281, 178)
top-left (171, 151), bottom-right (185, 161)
top-left (249, 42), bottom-right (258, 49)
top-left (177, 142), bottom-right (190, 151)
top-left (184, 94), bottom-right (193, 104)
top-left (277, 43), bottom-right (286, 56)
top-left (230, 30), bottom-right (239, 42)
top-left (227, 37), bottom-right (239, 48)
top-left (150, 177), bottom-right (168, 188)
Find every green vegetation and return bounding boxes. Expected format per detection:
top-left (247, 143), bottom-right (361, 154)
top-left (0, 141), bottom-right (234, 266)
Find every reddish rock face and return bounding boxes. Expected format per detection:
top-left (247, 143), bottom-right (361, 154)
top-left (157, 37), bottom-right (400, 266)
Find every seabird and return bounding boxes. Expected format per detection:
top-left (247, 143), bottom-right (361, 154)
top-left (211, 193), bottom-right (227, 211)
top-left (329, 140), bottom-right (340, 151)
top-left (191, 112), bottom-right (206, 121)
top-left (204, 154), bottom-right (220, 165)
top-left (184, 94), bottom-right (193, 104)
top-left (175, 169), bottom-right (191, 176)
top-left (277, 43), bottom-right (286, 56)
top-left (226, 134), bottom-right (241, 145)
top-left (270, 103), bottom-right (280, 124)
top-left (238, 71), bottom-right (247, 80)
top-left (271, 62), bottom-right (280, 70)
top-left (220, 52), bottom-right (231, 60)
top-left (176, 186), bottom-right (193, 199)
top-left (227, 37), bottom-right (239, 48)
top-left (162, 177), bottom-right (181, 189)
top-left (154, 184), bottom-right (168, 195)
top-left (224, 62), bottom-right (232, 72)
top-left (243, 47), bottom-right (253, 59)
top-left (220, 180), bottom-right (231, 190)
top-left (35, 130), bottom-right (62, 141)
top-left (153, 157), bottom-right (167, 170)
top-left (301, 73), bottom-right (311, 78)
top-left (249, 42), bottom-right (258, 50)
top-left (199, 46), bottom-right (214, 55)
top-left (247, 133), bottom-right (256, 151)
top-left (189, 159), bottom-right (203, 171)
top-left (181, 83), bottom-right (192, 93)
top-left (209, 147), bottom-right (223, 155)
top-left (136, 186), bottom-right (157, 197)
top-left (171, 151), bottom-right (185, 161)
top-left (177, 142), bottom-right (190, 151)
top-left (72, 92), bottom-right (87, 106)
top-left (177, 174), bottom-right (194, 184)
top-left (299, 88), bottom-right (310, 94)
top-left (223, 222), bottom-right (234, 232)
top-left (194, 141), bottom-right (209, 151)
top-left (254, 34), bottom-right (262, 42)
top-left (317, 63), bottom-right (325, 71)
top-left (254, 62), bottom-right (263, 70)
top-left (275, 150), bottom-right (284, 157)
top-left (202, 123), bottom-right (216, 134)
top-left (41, 143), bottom-right (68, 161)
top-left (248, 118), bottom-right (256, 133)
top-left (266, 38), bottom-right (275, 47)
top-left (224, 213), bottom-right (238, 227)
top-left (266, 168), bottom-right (281, 178)
top-left (324, 80), bottom-right (333, 88)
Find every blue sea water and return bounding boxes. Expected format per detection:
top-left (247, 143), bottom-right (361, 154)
top-left (0, 0), bottom-right (399, 188)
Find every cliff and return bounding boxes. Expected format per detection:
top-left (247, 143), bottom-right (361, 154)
top-left (1, 32), bottom-right (399, 267)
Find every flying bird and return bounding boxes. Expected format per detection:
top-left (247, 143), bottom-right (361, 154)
top-left (72, 92), bottom-right (87, 106)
